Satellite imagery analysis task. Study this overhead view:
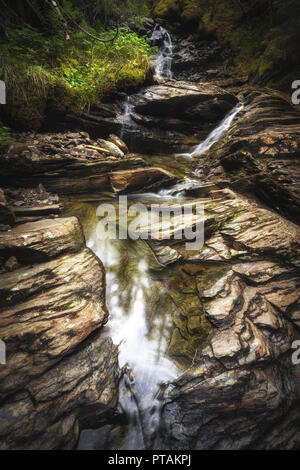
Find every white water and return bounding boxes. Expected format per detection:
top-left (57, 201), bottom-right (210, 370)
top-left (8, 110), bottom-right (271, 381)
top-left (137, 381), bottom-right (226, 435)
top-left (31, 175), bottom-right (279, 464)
top-left (151, 25), bottom-right (173, 79)
top-left (117, 95), bottom-right (135, 139)
top-left (83, 234), bottom-right (179, 449)
top-left (77, 28), bottom-right (244, 450)
top-left (181, 103), bottom-right (244, 158)
top-left (116, 24), bottom-right (174, 142)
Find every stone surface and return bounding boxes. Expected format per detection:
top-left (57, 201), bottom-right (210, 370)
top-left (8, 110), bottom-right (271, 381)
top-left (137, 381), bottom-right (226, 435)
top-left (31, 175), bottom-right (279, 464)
top-left (153, 189), bottom-right (300, 450)
top-left (108, 134), bottom-right (128, 154)
top-left (0, 188), bottom-right (15, 226)
top-left (0, 216), bottom-right (119, 449)
top-left (132, 81), bottom-right (237, 119)
top-left (0, 133), bottom-right (176, 194)
top-left (200, 89), bottom-right (300, 224)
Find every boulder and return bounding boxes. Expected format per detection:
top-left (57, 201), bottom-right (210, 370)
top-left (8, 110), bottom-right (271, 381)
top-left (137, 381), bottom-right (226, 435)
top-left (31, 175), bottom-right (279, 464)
top-left (0, 217), bottom-right (119, 449)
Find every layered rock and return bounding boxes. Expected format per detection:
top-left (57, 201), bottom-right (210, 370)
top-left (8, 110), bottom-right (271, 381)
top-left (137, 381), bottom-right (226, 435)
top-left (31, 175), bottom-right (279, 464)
top-left (150, 189), bottom-right (300, 449)
top-left (120, 80), bottom-right (238, 152)
top-left (0, 132), bottom-right (176, 194)
top-left (201, 89), bottom-right (300, 224)
top-left (41, 80), bottom-right (238, 154)
top-left (0, 216), bottom-right (119, 449)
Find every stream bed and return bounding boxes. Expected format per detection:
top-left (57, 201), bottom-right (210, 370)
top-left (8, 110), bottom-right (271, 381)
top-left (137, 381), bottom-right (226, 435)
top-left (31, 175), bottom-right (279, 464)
top-left (62, 26), bottom-right (244, 450)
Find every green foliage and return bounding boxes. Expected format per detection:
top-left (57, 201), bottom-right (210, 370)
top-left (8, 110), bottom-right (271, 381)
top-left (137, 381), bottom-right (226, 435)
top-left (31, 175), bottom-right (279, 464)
top-left (0, 124), bottom-right (12, 149)
top-left (0, 24), bottom-right (155, 129)
top-left (151, 0), bottom-right (300, 91)
top-left (152, 0), bottom-right (182, 19)
top-left (0, 0), bottom-right (154, 130)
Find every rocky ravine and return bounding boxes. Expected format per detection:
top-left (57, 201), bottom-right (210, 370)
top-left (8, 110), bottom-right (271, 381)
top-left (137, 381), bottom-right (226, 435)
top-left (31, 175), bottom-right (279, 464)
top-left (0, 186), bottom-right (120, 449)
top-left (145, 187), bottom-right (300, 449)
top-left (1, 28), bottom-right (300, 450)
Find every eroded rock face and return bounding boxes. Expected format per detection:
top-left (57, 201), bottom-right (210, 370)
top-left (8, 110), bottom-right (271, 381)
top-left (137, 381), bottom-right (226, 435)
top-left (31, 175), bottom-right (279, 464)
top-left (0, 133), bottom-right (176, 194)
top-left (201, 89), bottom-right (300, 224)
top-left (132, 81), bottom-right (237, 118)
top-left (0, 217), bottom-right (119, 449)
top-left (153, 189), bottom-right (300, 450)
top-left (120, 80), bottom-right (238, 153)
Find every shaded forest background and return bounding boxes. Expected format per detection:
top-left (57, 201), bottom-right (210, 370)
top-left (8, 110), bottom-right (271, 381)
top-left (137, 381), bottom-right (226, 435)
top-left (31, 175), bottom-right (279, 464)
top-left (0, 0), bottom-right (299, 144)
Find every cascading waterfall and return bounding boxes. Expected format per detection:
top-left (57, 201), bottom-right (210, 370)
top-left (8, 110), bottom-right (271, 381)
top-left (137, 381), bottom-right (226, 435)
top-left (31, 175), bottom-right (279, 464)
top-left (151, 24), bottom-right (174, 79)
top-left (77, 27), bottom-right (244, 451)
top-left (116, 24), bottom-right (174, 144)
top-left (186, 103), bottom-right (244, 158)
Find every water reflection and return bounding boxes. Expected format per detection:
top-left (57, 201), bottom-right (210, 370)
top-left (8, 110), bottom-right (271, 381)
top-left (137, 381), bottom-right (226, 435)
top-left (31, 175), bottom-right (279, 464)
top-left (76, 217), bottom-right (181, 449)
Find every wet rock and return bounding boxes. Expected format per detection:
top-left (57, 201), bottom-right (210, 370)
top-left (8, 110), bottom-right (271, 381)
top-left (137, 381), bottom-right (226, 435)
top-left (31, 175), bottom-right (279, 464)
top-left (202, 89), bottom-right (300, 224)
top-left (108, 134), bottom-right (129, 154)
top-left (155, 189), bottom-right (300, 450)
top-left (115, 80), bottom-right (238, 153)
top-left (0, 216), bottom-right (119, 449)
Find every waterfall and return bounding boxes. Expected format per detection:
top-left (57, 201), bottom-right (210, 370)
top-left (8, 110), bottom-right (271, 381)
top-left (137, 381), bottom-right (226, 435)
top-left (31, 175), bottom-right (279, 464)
top-left (151, 25), bottom-right (173, 79)
top-left (186, 103), bottom-right (244, 158)
top-left (77, 235), bottom-right (179, 450)
top-left (117, 95), bottom-right (135, 140)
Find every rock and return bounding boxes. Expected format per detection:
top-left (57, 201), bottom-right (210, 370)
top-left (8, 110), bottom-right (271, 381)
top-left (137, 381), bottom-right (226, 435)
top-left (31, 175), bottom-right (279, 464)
top-left (112, 80), bottom-right (238, 153)
top-left (0, 188), bottom-right (15, 226)
top-left (0, 216), bottom-right (119, 449)
top-left (4, 256), bottom-right (18, 272)
top-left (0, 133), bottom-right (177, 194)
top-left (0, 217), bottom-right (85, 263)
top-left (154, 188), bottom-right (300, 450)
top-left (0, 335), bottom-right (119, 450)
top-left (202, 89), bottom-right (300, 224)
top-left (0, 225), bottom-right (10, 232)
top-left (132, 80), bottom-right (238, 120)
top-left (96, 138), bottom-right (124, 158)
top-left (108, 134), bottom-right (128, 154)
top-left (109, 167), bottom-right (177, 194)
top-left (11, 205), bottom-right (61, 217)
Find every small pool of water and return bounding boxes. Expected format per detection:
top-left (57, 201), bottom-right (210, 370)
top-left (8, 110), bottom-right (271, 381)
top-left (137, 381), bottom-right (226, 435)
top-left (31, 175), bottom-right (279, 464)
top-left (62, 191), bottom-right (211, 450)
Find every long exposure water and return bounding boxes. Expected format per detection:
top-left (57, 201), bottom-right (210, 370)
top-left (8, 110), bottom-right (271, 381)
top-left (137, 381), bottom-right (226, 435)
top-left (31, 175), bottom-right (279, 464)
top-left (71, 27), bottom-right (244, 449)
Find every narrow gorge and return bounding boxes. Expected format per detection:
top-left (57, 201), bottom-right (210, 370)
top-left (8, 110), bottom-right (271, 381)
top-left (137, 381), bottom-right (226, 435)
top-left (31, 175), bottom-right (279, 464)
top-left (0, 2), bottom-right (300, 451)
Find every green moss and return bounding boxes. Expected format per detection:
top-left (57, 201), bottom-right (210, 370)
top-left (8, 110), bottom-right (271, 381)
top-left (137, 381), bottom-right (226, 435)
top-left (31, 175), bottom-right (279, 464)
top-left (153, 0), bottom-right (182, 19)
top-left (154, 0), bottom-right (300, 93)
top-left (0, 26), bottom-right (155, 130)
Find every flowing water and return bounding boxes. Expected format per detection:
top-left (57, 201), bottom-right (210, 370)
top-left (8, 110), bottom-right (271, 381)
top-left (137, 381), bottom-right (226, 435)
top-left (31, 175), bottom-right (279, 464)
top-left (151, 24), bottom-right (173, 79)
top-left (67, 27), bottom-right (244, 450)
top-left (180, 103), bottom-right (244, 158)
top-left (117, 23), bottom-right (174, 141)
